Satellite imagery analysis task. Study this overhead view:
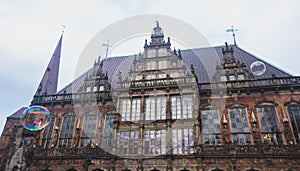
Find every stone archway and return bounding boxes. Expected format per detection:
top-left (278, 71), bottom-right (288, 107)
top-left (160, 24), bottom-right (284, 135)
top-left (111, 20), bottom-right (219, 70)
top-left (211, 169), bottom-right (224, 171)
top-left (246, 168), bottom-right (259, 171)
top-left (92, 169), bottom-right (104, 171)
top-left (41, 169), bottom-right (52, 171)
top-left (122, 169), bottom-right (132, 171)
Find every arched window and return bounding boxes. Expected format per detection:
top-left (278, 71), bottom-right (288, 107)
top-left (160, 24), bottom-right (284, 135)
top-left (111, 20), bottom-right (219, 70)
top-left (81, 114), bottom-right (98, 147)
top-left (257, 105), bottom-right (283, 144)
top-left (42, 115), bottom-right (55, 148)
top-left (103, 114), bottom-right (115, 149)
top-left (287, 105), bottom-right (300, 144)
top-left (201, 109), bottom-right (221, 145)
top-left (59, 113), bottom-right (76, 147)
top-left (228, 108), bottom-right (251, 145)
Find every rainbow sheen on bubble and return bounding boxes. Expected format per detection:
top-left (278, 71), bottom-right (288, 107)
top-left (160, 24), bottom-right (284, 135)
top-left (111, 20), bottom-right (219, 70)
top-left (20, 105), bottom-right (50, 131)
top-left (250, 61), bottom-right (266, 76)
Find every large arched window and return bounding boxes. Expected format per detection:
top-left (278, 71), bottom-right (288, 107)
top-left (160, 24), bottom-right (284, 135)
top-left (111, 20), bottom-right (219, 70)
top-left (257, 105), bottom-right (283, 144)
top-left (42, 115), bottom-right (55, 148)
top-left (201, 109), bottom-right (221, 145)
top-left (287, 105), bottom-right (300, 144)
top-left (228, 108), bottom-right (251, 145)
top-left (103, 114), bottom-right (115, 149)
top-left (81, 114), bottom-right (98, 147)
top-left (59, 113), bottom-right (76, 147)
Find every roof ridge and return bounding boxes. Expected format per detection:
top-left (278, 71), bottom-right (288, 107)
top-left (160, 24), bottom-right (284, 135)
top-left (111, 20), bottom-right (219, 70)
top-left (235, 46), bottom-right (293, 77)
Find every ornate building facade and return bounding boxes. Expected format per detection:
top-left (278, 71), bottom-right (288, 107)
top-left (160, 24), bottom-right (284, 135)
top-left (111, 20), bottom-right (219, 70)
top-left (1, 22), bottom-right (300, 171)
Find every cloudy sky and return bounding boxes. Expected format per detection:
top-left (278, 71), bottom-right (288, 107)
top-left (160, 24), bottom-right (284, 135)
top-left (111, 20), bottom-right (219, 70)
top-left (0, 0), bottom-right (299, 133)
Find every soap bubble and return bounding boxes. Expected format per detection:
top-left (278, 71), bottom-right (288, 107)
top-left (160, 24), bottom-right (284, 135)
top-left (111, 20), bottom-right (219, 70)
top-left (250, 61), bottom-right (266, 76)
top-left (20, 105), bottom-right (50, 131)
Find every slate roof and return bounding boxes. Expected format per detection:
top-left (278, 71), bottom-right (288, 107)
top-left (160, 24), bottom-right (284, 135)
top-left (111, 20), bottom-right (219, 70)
top-left (7, 107), bottom-right (27, 119)
top-left (35, 34), bottom-right (63, 95)
top-left (58, 44), bottom-right (292, 94)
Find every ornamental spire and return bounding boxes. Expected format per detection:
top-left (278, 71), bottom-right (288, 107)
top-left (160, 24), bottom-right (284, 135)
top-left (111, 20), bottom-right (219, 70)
top-left (35, 33), bottom-right (63, 95)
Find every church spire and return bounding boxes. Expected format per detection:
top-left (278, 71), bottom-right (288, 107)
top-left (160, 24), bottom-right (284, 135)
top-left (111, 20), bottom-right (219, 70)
top-left (35, 33), bottom-right (63, 95)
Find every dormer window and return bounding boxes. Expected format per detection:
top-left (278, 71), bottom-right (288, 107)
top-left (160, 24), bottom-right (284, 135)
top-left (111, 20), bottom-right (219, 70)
top-left (238, 74), bottom-right (245, 80)
top-left (220, 76), bottom-right (227, 82)
top-left (86, 87), bottom-right (91, 92)
top-left (229, 75), bottom-right (236, 81)
top-left (93, 86), bottom-right (97, 92)
top-left (99, 86), bottom-right (104, 91)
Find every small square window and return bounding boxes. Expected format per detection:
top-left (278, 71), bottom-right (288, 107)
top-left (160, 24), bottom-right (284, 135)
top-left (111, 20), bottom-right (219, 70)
top-left (229, 75), bottom-right (236, 81)
top-left (93, 86), bottom-right (97, 92)
top-left (238, 74), bottom-right (245, 80)
top-left (220, 76), bottom-right (227, 81)
top-left (99, 86), bottom-right (104, 91)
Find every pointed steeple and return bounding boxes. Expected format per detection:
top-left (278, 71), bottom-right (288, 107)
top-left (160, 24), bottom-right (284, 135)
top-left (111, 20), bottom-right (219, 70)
top-left (35, 33), bottom-right (63, 95)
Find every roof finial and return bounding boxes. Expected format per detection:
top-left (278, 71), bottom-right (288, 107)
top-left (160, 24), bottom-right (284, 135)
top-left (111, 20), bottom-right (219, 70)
top-left (62, 25), bottom-right (66, 34)
top-left (226, 26), bottom-right (238, 45)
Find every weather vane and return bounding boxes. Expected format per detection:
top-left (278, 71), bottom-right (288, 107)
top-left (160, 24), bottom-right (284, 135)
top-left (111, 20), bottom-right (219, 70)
top-left (226, 26), bottom-right (238, 45)
top-left (102, 41), bottom-right (112, 59)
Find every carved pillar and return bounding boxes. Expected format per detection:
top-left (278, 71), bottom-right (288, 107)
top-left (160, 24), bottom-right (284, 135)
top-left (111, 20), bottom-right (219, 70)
top-left (137, 159), bottom-right (143, 171)
top-left (138, 124), bottom-right (144, 155)
top-left (51, 115), bottom-right (60, 148)
top-left (113, 113), bottom-right (120, 154)
top-left (281, 107), bottom-right (294, 144)
top-left (251, 110), bottom-right (261, 144)
top-left (222, 113), bottom-right (231, 144)
top-left (166, 120), bottom-right (172, 155)
top-left (73, 118), bottom-right (81, 148)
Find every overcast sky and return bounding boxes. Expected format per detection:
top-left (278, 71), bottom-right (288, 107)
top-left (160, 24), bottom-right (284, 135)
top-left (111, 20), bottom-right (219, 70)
top-left (0, 0), bottom-right (299, 133)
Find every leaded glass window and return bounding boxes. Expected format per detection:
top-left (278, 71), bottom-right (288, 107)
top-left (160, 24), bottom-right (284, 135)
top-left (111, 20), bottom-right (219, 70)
top-left (172, 128), bottom-right (194, 154)
top-left (228, 108), bottom-right (251, 145)
top-left (171, 96), bottom-right (181, 119)
top-left (120, 99), bottom-right (131, 121)
top-left (145, 96), bottom-right (166, 120)
top-left (119, 130), bottom-right (139, 155)
top-left (257, 106), bottom-right (283, 144)
top-left (144, 130), bottom-right (166, 155)
top-left (201, 109), bottom-right (221, 145)
top-left (182, 95), bottom-right (193, 118)
top-left (103, 115), bottom-right (115, 149)
top-left (287, 106), bottom-right (300, 144)
top-left (42, 115), bottom-right (55, 148)
top-left (131, 99), bottom-right (141, 121)
top-left (81, 114), bottom-right (98, 147)
top-left (172, 95), bottom-right (192, 119)
top-left (59, 114), bottom-right (76, 147)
